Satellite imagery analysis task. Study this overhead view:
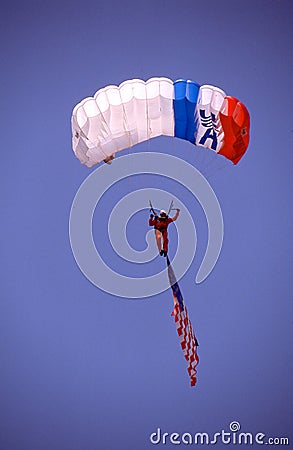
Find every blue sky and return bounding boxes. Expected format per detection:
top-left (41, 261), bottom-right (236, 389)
top-left (1, 1), bottom-right (292, 448)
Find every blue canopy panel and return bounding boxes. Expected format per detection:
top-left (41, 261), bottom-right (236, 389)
top-left (173, 79), bottom-right (200, 144)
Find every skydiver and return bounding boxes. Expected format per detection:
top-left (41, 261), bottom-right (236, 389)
top-left (149, 209), bottom-right (180, 257)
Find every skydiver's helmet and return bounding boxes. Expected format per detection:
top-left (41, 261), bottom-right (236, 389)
top-left (160, 210), bottom-right (167, 218)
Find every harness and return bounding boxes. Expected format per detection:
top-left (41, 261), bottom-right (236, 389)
top-left (153, 217), bottom-right (169, 232)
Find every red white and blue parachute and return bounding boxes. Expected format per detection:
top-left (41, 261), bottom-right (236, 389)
top-left (71, 77), bottom-right (250, 167)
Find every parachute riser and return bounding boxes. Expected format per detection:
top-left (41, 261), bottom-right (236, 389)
top-left (149, 200), bottom-right (156, 215)
top-left (167, 200), bottom-right (174, 216)
top-left (149, 200), bottom-right (176, 217)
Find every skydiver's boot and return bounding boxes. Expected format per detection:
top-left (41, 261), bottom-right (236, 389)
top-left (163, 251), bottom-right (167, 257)
top-left (160, 250), bottom-right (164, 256)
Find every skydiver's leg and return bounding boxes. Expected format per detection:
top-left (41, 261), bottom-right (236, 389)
top-left (155, 230), bottom-right (163, 253)
top-left (162, 230), bottom-right (168, 255)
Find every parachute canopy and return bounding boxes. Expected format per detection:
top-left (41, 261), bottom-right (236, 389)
top-left (71, 77), bottom-right (250, 167)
